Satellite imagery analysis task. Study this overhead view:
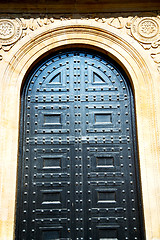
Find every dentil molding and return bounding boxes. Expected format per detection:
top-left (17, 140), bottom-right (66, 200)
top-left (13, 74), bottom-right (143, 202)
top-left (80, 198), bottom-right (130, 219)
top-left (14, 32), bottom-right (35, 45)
top-left (0, 13), bottom-right (160, 73)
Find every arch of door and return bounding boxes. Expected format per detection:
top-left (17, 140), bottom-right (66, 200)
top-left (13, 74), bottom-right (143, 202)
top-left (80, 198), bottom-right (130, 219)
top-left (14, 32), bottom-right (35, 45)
top-left (16, 48), bottom-right (145, 240)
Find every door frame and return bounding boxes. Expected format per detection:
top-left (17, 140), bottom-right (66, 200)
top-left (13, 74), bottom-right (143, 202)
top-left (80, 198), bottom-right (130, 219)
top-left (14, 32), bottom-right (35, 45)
top-left (0, 20), bottom-right (160, 239)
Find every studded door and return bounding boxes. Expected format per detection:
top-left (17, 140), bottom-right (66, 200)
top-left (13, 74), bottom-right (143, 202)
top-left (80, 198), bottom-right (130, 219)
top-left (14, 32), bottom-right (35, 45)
top-left (16, 50), bottom-right (145, 240)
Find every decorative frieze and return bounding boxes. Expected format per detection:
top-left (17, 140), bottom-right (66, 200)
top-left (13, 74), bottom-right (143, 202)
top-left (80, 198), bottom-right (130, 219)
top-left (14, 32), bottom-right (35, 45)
top-left (0, 13), bottom-right (160, 73)
top-left (20, 17), bottom-right (54, 32)
top-left (108, 17), bottom-right (124, 29)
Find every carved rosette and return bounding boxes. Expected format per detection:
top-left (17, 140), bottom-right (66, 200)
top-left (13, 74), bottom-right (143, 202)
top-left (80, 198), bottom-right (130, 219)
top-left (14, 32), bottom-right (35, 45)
top-left (0, 19), bottom-right (22, 47)
top-left (131, 16), bottom-right (160, 44)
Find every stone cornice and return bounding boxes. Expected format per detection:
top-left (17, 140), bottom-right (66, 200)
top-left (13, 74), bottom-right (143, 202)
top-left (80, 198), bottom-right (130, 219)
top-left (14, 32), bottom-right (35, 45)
top-left (0, 1), bottom-right (160, 13)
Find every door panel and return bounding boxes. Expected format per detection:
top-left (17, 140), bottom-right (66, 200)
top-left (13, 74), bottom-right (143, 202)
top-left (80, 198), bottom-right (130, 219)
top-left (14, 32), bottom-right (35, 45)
top-left (16, 50), bottom-right (145, 240)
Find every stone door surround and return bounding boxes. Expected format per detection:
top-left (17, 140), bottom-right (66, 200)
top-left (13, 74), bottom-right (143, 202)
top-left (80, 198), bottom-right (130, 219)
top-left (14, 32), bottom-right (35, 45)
top-left (0, 16), bottom-right (160, 240)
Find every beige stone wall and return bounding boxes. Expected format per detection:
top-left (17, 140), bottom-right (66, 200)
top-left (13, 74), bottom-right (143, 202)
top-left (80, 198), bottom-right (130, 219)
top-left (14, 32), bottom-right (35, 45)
top-left (0, 13), bottom-right (160, 240)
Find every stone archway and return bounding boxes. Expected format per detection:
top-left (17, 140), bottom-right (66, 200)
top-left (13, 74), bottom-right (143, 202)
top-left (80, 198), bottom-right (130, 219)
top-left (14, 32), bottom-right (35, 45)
top-left (0, 20), bottom-right (160, 239)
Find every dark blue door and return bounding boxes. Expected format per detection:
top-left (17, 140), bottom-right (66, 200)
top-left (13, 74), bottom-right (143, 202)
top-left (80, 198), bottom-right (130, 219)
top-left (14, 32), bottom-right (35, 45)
top-left (16, 49), bottom-right (145, 240)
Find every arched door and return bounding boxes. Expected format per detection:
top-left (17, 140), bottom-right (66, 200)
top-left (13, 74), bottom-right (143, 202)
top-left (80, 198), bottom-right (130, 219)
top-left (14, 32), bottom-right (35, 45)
top-left (16, 49), bottom-right (145, 239)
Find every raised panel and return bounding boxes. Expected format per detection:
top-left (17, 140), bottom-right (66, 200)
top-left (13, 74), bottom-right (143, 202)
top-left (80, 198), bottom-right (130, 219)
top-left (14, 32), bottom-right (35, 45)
top-left (44, 114), bottom-right (61, 125)
top-left (97, 189), bottom-right (116, 203)
top-left (42, 191), bottom-right (61, 205)
top-left (42, 230), bottom-right (60, 240)
top-left (87, 65), bottom-right (113, 89)
top-left (39, 226), bottom-right (64, 240)
top-left (98, 227), bottom-right (118, 240)
top-left (86, 146), bottom-right (121, 172)
top-left (37, 187), bottom-right (67, 209)
top-left (43, 157), bottom-right (61, 169)
top-left (38, 65), bottom-right (67, 92)
top-left (95, 113), bottom-right (112, 124)
top-left (93, 72), bottom-right (106, 84)
top-left (96, 156), bottom-right (114, 168)
top-left (49, 72), bottom-right (61, 84)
